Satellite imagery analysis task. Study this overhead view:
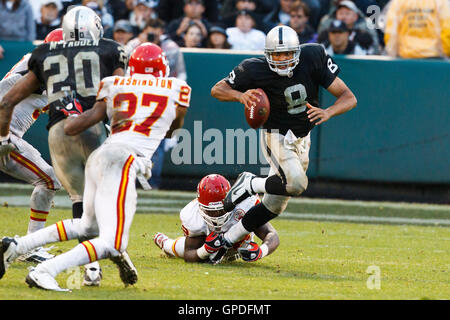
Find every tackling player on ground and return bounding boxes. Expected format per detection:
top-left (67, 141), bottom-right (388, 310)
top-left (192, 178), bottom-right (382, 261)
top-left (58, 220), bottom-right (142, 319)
top-left (0, 6), bottom-right (128, 286)
top-left (0, 29), bottom-right (64, 263)
top-left (210, 25), bottom-right (357, 256)
top-left (0, 42), bottom-right (191, 292)
top-left (154, 174), bottom-right (279, 263)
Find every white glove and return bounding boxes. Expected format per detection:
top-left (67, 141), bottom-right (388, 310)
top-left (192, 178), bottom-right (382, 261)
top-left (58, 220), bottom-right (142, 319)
top-left (134, 156), bottom-right (152, 180)
top-left (163, 137), bottom-right (178, 152)
top-left (0, 134), bottom-right (18, 167)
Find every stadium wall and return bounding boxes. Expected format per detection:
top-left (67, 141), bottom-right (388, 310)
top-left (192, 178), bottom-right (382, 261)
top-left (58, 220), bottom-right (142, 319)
top-left (0, 42), bottom-right (449, 202)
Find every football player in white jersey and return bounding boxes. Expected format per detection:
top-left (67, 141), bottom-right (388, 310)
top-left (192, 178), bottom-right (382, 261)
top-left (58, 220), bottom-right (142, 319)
top-left (0, 29), bottom-right (63, 263)
top-left (154, 174), bottom-right (279, 264)
top-left (0, 43), bottom-right (191, 291)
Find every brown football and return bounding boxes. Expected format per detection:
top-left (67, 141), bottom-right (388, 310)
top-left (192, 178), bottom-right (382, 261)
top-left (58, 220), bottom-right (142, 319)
top-left (245, 88), bottom-right (270, 129)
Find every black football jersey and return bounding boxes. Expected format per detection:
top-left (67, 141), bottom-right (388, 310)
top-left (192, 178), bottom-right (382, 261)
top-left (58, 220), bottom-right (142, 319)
top-left (28, 38), bottom-right (127, 129)
top-left (225, 43), bottom-right (340, 137)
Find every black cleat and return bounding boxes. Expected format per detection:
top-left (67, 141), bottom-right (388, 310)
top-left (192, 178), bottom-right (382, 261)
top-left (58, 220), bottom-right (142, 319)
top-left (223, 172), bottom-right (256, 212)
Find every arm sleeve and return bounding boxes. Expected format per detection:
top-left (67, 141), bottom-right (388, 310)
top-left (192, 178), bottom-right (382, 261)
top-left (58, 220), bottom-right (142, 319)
top-left (27, 48), bottom-right (44, 84)
top-left (110, 42), bottom-right (128, 71)
top-left (224, 60), bottom-right (254, 92)
top-left (174, 79), bottom-right (192, 107)
top-left (316, 45), bottom-right (340, 88)
top-left (96, 77), bottom-right (113, 101)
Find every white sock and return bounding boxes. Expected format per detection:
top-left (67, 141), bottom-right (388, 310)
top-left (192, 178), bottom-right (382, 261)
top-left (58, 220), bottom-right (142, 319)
top-left (36, 238), bottom-right (110, 278)
top-left (17, 219), bottom-right (81, 255)
top-left (224, 221), bottom-right (250, 245)
top-left (162, 237), bottom-right (185, 258)
top-left (251, 177), bottom-right (267, 194)
top-left (28, 186), bottom-right (56, 234)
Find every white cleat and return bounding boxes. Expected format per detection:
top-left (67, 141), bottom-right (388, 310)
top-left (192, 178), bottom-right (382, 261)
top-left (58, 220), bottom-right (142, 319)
top-left (0, 236), bottom-right (19, 279)
top-left (17, 246), bottom-right (55, 263)
top-left (153, 232), bottom-right (169, 250)
top-left (110, 251), bottom-right (138, 286)
top-left (83, 261), bottom-right (102, 286)
top-left (26, 267), bottom-right (70, 292)
top-left (223, 172), bottom-right (256, 212)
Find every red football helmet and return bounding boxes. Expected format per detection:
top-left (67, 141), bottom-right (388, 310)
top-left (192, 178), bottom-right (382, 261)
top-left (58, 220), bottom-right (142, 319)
top-left (197, 174), bottom-right (232, 231)
top-left (44, 28), bottom-right (63, 43)
top-left (128, 42), bottom-right (169, 77)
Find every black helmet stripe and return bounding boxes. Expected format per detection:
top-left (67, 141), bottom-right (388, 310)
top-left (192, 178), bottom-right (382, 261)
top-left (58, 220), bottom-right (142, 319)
top-left (278, 27), bottom-right (283, 45)
top-left (74, 9), bottom-right (80, 41)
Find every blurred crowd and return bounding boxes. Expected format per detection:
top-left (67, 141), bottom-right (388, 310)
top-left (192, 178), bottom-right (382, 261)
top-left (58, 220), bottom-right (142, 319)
top-left (0, 0), bottom-right (449, 59)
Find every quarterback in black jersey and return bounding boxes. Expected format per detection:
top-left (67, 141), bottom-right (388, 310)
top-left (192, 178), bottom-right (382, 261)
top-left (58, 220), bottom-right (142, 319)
top-left (211, 25), bottom-right (357, 256)
top-left (0, 6), bottom-right (126, 287)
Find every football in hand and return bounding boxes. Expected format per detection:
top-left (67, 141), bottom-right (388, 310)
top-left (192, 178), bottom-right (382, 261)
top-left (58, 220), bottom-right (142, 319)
top-left (245, 88), bottom-right (270, 129)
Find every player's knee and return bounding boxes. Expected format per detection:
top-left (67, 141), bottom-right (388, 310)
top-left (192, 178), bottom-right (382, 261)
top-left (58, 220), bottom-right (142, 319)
top-left (262, 195), bottom-right (289, 215)
top-left (285, 173), bottom-right (308, 196)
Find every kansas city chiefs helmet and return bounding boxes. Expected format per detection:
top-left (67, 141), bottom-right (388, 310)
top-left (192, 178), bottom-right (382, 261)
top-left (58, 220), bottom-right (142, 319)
top-left (44, 28), bottom-right (63, 43)
top-left (128, 43), bottom-right (170, 77)
top-left (197, 174), bottom-right (232, 232)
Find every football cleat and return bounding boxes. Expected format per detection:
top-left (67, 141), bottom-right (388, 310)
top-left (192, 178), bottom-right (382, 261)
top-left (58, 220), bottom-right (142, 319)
top-left (110, 251), bottom-right (138, 286)
top-left (17, 246), bottom-right (55, 263)
top-left (82, 261), bottom-right (102, 286)
top-left (153, 232), bottom-right (169, 250)
top-left (223, 172), bottom-right (256, 212)
top-left (0, 236), bottom-right (19, 279)
top-left (26, 267), bottom-right (70, 292)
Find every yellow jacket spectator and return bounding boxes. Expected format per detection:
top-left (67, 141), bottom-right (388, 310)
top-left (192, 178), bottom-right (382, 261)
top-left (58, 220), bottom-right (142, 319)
top-left (384, 0), bottom-right (450, 58)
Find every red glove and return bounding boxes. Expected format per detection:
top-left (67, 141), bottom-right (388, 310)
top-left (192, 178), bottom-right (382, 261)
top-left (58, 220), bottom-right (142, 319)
top-left (204, 232), bottom-right (225, 254)
top-left (238, 241), bottom-right (262, 262)
top-left (60, 98), bottom-right (83, 117)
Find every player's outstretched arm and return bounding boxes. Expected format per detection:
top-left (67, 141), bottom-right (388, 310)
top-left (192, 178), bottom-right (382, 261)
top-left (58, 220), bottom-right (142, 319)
top-left (307, 77), bottom-right (357, 125)
top-left (0, 71), bottom-right (39, 136)
top-left (211, 79), bottom-right (260, 109)
top-left (184, 235), bottom-right (208, 263)
top-left (243, 222), bottom-right (280, 261)
top-left (64, 100), bottom-right (107, 136)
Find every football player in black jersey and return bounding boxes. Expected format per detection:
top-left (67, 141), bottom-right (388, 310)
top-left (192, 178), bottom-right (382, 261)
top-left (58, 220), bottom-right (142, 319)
top-left (210, 25), bottom-right (357, 257)
top-left (0, 6), bottom-right (127, 287)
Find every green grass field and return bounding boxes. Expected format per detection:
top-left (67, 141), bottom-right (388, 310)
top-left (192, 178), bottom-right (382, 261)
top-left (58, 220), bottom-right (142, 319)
top-left (0, 184), bottom-right (449, 300)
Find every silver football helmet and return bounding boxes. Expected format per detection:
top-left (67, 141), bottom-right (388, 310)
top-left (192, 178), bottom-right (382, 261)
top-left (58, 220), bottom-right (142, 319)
top-left (62, 6), bottom-right (104, 41)
top-left (264, 25), bottom-right (301, 77)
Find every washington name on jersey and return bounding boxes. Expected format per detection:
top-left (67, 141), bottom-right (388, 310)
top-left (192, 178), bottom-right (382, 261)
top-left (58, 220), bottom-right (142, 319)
top-left (28, 38), bottom-right (127, 129)
top-left (96, 73), bottom-right (191, 159)
top-left (225, 43), bottom-right (340, 138)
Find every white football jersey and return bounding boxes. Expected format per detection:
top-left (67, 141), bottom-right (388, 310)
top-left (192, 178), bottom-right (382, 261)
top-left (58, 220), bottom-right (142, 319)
top-left (0, 73), bottom-right (48, 138)
top-left (180, 196), bottom-right (260, 238)
top-left (96, 73), bottom-right (191, 159)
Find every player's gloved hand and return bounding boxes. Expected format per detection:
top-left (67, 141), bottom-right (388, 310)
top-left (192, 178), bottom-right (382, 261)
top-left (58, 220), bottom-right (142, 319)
top-left (134, 156), bottom-right (152, 180)
top-left (0, 134), bottom-right (18, 167)
top-left (53, 93), bottom-right (84, 117)
top-left (238, 241), bottom-right (262, 262)
top-left (60, 98), bottom-right (83, 117)
top-left (163, 137), bottom-right (177, 152)
top-left (204, 232), bottom-right (226, 254)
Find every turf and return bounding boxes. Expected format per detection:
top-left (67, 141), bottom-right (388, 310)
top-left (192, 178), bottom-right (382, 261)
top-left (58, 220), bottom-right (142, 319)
top-left (0, 204), bottom-right (448, 300)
